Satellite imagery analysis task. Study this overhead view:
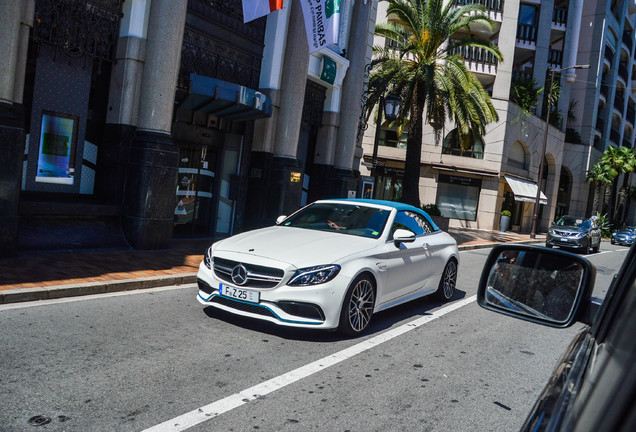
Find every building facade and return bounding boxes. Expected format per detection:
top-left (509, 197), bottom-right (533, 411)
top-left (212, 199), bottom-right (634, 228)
top-left (0, 0), bottom-right (377, 255)
top-left (361, 0), bottom-right (636, 233)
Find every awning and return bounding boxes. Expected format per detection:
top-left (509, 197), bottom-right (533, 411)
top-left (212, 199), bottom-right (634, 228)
top-left (504, 175), bottom-right (548, 205)
top-left (179, 73), bottom-right (272, 121)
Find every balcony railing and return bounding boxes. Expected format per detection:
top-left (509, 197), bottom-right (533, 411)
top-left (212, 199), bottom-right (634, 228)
top-left (553, 7), bottom-right (567, 25)
top-left (548, 49), bottom-right (563, 66)
top-left (512, 70), bottom-right (533, 82)
top-left (610, 128), bottom-right (621, 144)
top-left (453, 0), bottom-right (504, 13)
top-left (614, 94), bottom-right (625, 113)
top-left (623, 32), bottom-right (633, 53)
top-left (619, 64), bottom-right (629, 82)
top-left (517, 24), bottom-right (537, 43)
top-left (450, 43), bottom-right (499, 66)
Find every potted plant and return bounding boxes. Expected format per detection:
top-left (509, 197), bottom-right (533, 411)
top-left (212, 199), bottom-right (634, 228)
top-left (422, 204), bottom-right (449, 231)
top-left (500, 210), bottom-right (512, 232)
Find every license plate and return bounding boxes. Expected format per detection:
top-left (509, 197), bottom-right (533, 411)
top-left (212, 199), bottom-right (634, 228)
top-left (220, 284), bottom-right (260, 303)
top-left (561, 238), bottom-right (569, 241)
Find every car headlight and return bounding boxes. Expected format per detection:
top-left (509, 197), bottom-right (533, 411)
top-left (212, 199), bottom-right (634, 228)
top-left (572, 232), bottom-right (585, 238)
top-left (203, 246), bottom-right (213, 269)
top-left (548, 228), bottom-right (556, 235)
top-left (288, 265), bottom-right (341, 286)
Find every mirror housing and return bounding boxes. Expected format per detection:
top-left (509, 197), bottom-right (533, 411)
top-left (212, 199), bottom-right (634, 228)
top-left (276, 215), bottom-right (287, 225)
top-left (477, 245), bottom-right (596, 328)
top-left (393, 229), bottom-right (416, 244)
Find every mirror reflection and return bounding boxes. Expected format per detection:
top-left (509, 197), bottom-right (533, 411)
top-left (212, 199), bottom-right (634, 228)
top-left (485, 250), bottom-right (584, 322)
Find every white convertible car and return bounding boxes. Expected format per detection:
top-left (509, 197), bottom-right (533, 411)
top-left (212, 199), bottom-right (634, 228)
top-left (197, 199), bottom-right (459, 336)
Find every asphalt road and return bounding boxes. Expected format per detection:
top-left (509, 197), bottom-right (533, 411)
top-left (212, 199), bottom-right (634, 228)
top-left (0, 244), bottom-right (630, 432)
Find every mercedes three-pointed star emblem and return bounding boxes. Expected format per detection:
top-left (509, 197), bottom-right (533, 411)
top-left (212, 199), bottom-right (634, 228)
top-left (231, 264), bottom-right (248, 286)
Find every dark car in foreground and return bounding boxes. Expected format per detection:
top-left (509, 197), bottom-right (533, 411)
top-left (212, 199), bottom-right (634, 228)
top-left (477, 243), bottom-right (636, 431)
top-left (546, 215), bottom-right (601, 254)
top-left (611, 226), bottom-right (635, 246)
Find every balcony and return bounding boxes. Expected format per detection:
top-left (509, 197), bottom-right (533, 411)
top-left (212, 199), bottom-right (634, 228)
top-left (453, 0), bottom-right (504, 13)
top-left (512, 70), bottom-right (533, 82)
top-left (605, 48), bottom-right (615, 65)
top-left (450, 43), bottom-right (499, 66)
top-left (552, 7), bottom-right (567, 26)
top-left (614, 94), bottom-right (625, 113)
top-left (548, 49), bottom-right (563, 67)
top-left (623, 32), bottom-right (633, 53)
top-left (517, 24), bottom-right (537, 43)
top-left (627, 106), bottom-right (635, 125)
top-left (610, 128), bottom-right (621, 144)
top-left (623, 138), bottom-right (633, 149)
top-left (596, 117), bottom-right (605, 133)
top-left (600, 84), bottom-right (609, 99)
top-left (619, 64), bottom-right (629, 82)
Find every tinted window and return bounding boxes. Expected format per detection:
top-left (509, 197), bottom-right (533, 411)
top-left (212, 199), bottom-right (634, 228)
top-left (282, 203), bottom-right (389, 238)
top-left (391, 211), bottom-right (434, 236)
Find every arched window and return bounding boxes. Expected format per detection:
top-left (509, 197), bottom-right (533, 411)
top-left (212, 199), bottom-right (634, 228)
top-left (508, 141), bottom-right (527, 169)
top-left (442, 129), bottom-right (484, 159)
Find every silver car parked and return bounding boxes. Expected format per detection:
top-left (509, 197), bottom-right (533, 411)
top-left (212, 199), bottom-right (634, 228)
top-left (545, 215), bottom-right (601, 254)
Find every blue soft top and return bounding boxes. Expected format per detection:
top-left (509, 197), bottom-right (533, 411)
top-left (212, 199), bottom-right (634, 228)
top-left (324, 198), bottom-right (440, 232)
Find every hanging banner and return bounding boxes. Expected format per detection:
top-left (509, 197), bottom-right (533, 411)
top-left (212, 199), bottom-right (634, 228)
top-left (299, 0), bottom-right (340, 53)
top-left (242, 0), bottom-right (283, 23)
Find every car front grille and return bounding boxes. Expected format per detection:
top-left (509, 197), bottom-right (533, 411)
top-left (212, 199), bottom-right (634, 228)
top-left (213, 257), bottom-right (285, 288)
top-left (553, 230), bottom-right (579, 237)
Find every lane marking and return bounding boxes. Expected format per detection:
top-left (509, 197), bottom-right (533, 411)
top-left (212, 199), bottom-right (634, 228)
top-left (142, 295), bottom-right (477, 432)
top-left (0, 284), bottom-right (197, 311)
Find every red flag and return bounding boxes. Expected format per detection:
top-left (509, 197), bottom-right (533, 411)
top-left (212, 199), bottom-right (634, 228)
top-left (242, 0), bottom-right (283, 23)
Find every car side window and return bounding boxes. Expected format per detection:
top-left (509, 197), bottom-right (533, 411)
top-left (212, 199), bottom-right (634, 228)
top-left (391, 211), bottom-right (433, 237)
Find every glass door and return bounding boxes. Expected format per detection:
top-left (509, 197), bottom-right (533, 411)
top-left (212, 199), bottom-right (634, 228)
top-left (215, 135), bottom-right (242, 236)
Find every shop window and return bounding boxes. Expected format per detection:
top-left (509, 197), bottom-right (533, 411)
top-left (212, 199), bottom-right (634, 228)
top-left (442, 129), bottom-right (484, 159)
top-left (374, 168), bottom-right (403, 201)
top-left (435, 174), bottom-right (481, 221)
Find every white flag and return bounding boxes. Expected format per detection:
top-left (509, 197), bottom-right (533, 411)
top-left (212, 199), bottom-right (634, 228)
top-left (299, 0), bottom-right (340, 53)
top-left (242, 0), bottom-right (283, 23)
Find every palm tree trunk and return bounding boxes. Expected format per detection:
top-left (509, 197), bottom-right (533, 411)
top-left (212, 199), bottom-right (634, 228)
top-left (401, 88), bottom-right (426, 207)
top-left (592, 183), bottom-right (600, 214)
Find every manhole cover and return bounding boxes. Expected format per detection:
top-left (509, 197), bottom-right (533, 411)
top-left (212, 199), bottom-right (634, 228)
top-left (28, 415), bottom-right (51, 426)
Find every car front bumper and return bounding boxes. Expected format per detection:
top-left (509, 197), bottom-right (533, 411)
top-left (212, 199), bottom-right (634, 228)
top-left (546, 234), bottom-right (588, 249)
top-left (611, 236), bottom-right (634, 245)
top-left (196, 261), bottom-right (351, 330)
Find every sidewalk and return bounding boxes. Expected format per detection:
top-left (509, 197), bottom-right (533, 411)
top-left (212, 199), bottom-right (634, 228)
top-left (0, 229), bottom-right (544, 305)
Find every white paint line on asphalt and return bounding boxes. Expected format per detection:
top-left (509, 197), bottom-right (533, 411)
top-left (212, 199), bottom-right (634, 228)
top-left (141, 295), bottom-right (477, 432)
top-left (0, 284), bottom-right (198, 311)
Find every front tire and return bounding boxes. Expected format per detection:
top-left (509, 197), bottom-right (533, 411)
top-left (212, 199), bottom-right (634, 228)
top-left (432, 259), bottom-right (457, 302)
top-left (338, 274), bottom-right (376, 337)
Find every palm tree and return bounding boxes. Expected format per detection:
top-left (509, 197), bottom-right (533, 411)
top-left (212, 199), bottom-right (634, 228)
top-left (586, 162), bottom-right (614, 214)
top-left (367, 0), bottom-right (502, 206)
top-left (598, 146), bottom-right (636, 223)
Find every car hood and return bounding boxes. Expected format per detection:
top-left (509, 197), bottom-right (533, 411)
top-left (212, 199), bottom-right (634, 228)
top-left (552, 226), bottom-right (586, 233)
top-left (213, 226), bottom-right (378, 267)
top-left (614, 230), bottom-right (635, 236)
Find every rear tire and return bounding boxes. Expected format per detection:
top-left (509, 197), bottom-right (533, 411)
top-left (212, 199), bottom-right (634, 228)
top-left (432, 259), bottom-right (457, 302)
top-left (338, 274), bottom-right (376, 337)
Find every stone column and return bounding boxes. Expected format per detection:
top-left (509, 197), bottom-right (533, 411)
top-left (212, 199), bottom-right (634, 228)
top-left (492, 0), bottom-right (520, 100)
top-left (533, 0), bottom-right (554, 118)
top-left (331, 0), bottom-right (376, 197)
top-left (260, 0), bottom-right (309, 220)
top-left (557, 0), bottom-right (584, 124)
top-left (0, 0), bottom-right (33, 256)
top-left (99, 0), bottom-right (149, 204)
top-left (122, 0), bottom-right (187, 249)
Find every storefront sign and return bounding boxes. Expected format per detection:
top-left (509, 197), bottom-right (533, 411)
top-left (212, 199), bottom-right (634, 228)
top-left (439, 174), bottom-right (482, 188)
top-left (35, 111), bottom-right (78, 185)
top-left (320, 56), bottom-right (337, 85)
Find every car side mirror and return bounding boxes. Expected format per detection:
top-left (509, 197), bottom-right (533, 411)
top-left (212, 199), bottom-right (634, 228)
top-left (276, 215), bottom-right (287, 225)
top-left (477, 245), bottom-right (596, 328)
top-left (393, 229), bottom-right (416, 245)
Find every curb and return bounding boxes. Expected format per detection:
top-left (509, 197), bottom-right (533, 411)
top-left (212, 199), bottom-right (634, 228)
top-left (0, 273), bottom-right (198, 305)
top-left (0, 239), bottom-right (545, 306)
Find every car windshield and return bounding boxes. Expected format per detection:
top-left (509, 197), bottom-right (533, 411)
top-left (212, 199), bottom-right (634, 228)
top-left (555, 217), bottom-right (589, 228)
top-left (281, 203), bottom-right (390, 238)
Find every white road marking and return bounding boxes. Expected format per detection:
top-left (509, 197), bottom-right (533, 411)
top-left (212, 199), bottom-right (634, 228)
top-left (0, 284), bottom-right (197, 311)
top-left (141, 295), bottom-right (477, 432)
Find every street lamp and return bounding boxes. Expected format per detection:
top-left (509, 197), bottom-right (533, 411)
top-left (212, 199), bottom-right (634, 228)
top-left (530, 64), bottom-right (590, 238)
top-left (371, 94), bottom-right (402, 184)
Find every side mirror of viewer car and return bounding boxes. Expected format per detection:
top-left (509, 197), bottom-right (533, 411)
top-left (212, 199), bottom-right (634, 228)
top-left (477, 245), bottom-right (596, 328)
top-left (276, 215), bottom-right (287, 225)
